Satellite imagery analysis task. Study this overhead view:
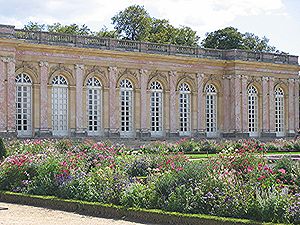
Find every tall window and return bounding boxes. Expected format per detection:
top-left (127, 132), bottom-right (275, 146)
top-left (120, 79), bottom-right (133, 137)
top-left (275, 87), bottom-right (284, 137)
top-left (150, 81), bottom-right (163, 137)
top-left (87, 77), bottom-right (102, 135)
top-left (16, 73), bottom-right (32, 137)
top-left (52, 75), bottom-right (68, 136)
top-left (205, 84), bottom-right (217, 137)
top-left (248, 85), bottom-right (258, 137)
top-left (179, 83), bottom-right (191, 136)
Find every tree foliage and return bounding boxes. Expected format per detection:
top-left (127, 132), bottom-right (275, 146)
top-left (202, 27), bottom-right (276, 52)
top-left (112, 5), bottom-right (151, 41)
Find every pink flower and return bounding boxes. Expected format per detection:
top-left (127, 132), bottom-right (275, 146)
top-left (247, 166), bottom-right (253, 172)
top-left (278, 168), bottom-right (286, 174)
top-left (258, 175), bottom-right (266, 181)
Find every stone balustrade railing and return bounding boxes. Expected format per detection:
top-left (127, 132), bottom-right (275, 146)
top-left (0, 24), bottom-right (298, 65)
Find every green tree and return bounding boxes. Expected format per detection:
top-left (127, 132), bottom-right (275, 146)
top-left (47, 23), bottom-right (91, 35)
top-left (147, 19), bottom-right (176, 44)
top-left (111, 5), bottom-right (152, 41)
top-left (201, 27), bottom-right (244, 50)
top-left (24, 21), bottom-right (46, 31)
top-left (96, 26), bottom-right (120, 39)
top-left (242, 32), bottom-right (276, 52)
top-left (173, 26), bottom-right (200, 46)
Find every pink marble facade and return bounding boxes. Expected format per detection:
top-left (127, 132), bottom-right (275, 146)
top-left (108, 66), bottom-right (118, 132)
top-left (241, 75), bottom-right (248, 132)
top-left (262, 77), bottom-right (269, 132)
top-left (0, 58), bottom-right (6, 131)
top-left (140, 69), bottom-right (148, 132)
top-left (231, 75), bottom-right (241, 132)
top-left (295, 79), bottom-right (300, 131)
top-left (269, 77), bottom-right (275, 132)
top-left (75, 64), bottom-right (84, 133)
top-left (39, 61), bottom-right (49, 131)
top-left (222, 75), bottom-right (231, 132)
top-left (169, 71), bottom-right (177, 133)
top-left (288, 79), bottom-right (295, 133)
top-left (6, 58), bottom-right (15, 132)
top-left (197, 73), bottom-right (205, 132)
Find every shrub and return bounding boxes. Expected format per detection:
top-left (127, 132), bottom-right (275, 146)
top-left (0, 137), bottom-right (6, 160)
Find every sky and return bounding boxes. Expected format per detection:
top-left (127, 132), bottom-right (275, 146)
top-left (0, 0), bottom-right (299, 60)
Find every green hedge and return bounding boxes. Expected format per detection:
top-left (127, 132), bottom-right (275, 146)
top-left (0, 191), bottom-right (284, 225)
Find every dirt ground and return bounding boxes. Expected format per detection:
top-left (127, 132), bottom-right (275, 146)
top-left (0, 202), bottom-right (153, 225)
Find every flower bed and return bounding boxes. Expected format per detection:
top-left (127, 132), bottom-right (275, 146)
top-left (0, 138), bottom-right (299, 224)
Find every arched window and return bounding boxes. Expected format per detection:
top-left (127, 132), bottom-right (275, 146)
top-left (52, 75), bottom-right (68, 136)
top-left (248, 85), bottom-right (258, 137)
top-left (275, 87), bottom-right (284, 137)
top-left (120, 79), bottom-right (134, 137)
top-left (205, 84), bottom-right (217, 137)
top-left (179, 83), bottom-right (191, 136)
top-left (16, 73), bottom-right (32, 137)
top-left (150, 81), bottom-right (163, 137)
top-left (87, 77), bottom-right (102, 135)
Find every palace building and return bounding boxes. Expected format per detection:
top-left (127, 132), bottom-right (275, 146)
top-left (0, 24), bottom-right (299, 139)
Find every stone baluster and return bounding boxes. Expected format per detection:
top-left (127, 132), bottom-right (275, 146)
top-left (295, 79), bottom-right (299, 131)
top-left (197, 73), bottom-right (205, 133)
top-left (75, 64), bottom-right (84, 134)
top-left (108, 66), bottom-right (118, 135)
top-left (169, 71), bottom-right (177, 136)
top-left (5, 57), bottom-right (16, 133)
top-left (269, 77), bottom-right (275, 133)
top-left (262, 77), bottom-right (269, 132)
top-left (39, 61), bottom-right (49, 133)
top-left (288, 78), bottom-right (295, 133)
top-left (241, 75), bottom-right (248, 133)
top-left (139, 69), bottom-right (148, 134)
top-left (0, 57), bottom-right (6, 132)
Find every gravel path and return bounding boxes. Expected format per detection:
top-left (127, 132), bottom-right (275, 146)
top-left (0, 202), bottom-right (153, 225)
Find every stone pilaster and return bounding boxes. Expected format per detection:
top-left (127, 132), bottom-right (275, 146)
top-left (39, 61), bottom-right (49, 134)
top-left (75, 64), bottom-right (84, 135)
top-left (269, 77), bottom-right (276, 133)
top-left (169, 71), bottom-right (178, 136)
top-left (197, 73), bottom-right (205, 134)
top-left (295, 79), bottom-right (299, 131)
top-left (0, 57), bottom-right (6, 132)
top-left (108, 66), bottom-right (118, 137)
top-left (5, 57), bottom-right (16, 133)
top-left (241, 75), bottom-right (248, 133)
top-left (288, 78), bottom-right (295, 134)
top-left (231, 75), bottom-right (241, 132)
top-left (262, 77), bottom-right (269, 132)
top-left (222, 75), bottom-right (231, 133)
top-left (139, 69), bottom-right (150, 137)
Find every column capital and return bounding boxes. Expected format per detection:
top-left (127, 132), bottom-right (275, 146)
top-left (262, 76), bottom-right (269, 82)
top-left (108, 66), bottom-right (117, 73)
top-left (222, 75), bottom-right (232, 80)
top-left (139, 68), bottom-right (148, 75)
top-left (197, 73), bottom-right (205, 79)
top-left (75, 64), bottom-right (84, 70)
top-left (241, 75), bottom-right (248, 80)
top-left (288, 78), bottom-right (295, 83)
top-left (39, 61), bottom-right (49, 68)
top-left (1, 56), bottom-right (15, 63)
top-left (168, 70), bottom-right (177, 76)
top-left (269, 77), bottom-right (275, 82)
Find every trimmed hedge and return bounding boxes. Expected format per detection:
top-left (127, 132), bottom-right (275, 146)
top-left (0, 191), bottom-right (283, 225)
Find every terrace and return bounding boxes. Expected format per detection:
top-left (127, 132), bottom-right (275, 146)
top-left (0, 24), bottom-right (298, 65)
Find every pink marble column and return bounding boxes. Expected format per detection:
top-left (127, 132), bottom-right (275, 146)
top-left (169, 71), bottom-right (177, 134)
top-left (288, 78), bottom-right (295, 133)
top-left (294, 79), bottom-right (299, 131)
top-left (108, 66), bottom-right (118, 133)
top-left (75, 64), bottom-right (84, 133)
top-left (0, 58), bottom-right (6, 131)
top-left (6, 57), bottom-right (16, 133)
top-left (139, 69), bottom-right (148, 132)
top-left (241, 75), bottom-right (248, 132)
top-left (222, 75), bottom-right (231, 132)
top-left (197, 73), bottom-right (205, 133)
top-left (233, 75), bottom-right (241, 132)
top-left (269, 77), bottom-right (275, 133)
top-left (262, 77), bottom-right (269, 132)
top-left (39, 61), bottom-right (49, 132)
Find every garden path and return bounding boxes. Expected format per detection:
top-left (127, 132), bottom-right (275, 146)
top-left (0, 202), bottom-right (154, 225)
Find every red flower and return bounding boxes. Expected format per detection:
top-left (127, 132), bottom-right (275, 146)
top-left (258, 175), bottom-right (266, 181)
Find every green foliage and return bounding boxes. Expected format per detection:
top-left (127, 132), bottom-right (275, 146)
top-left (201, 27), bottom-right (277, 52)
top-left (24, 21), bottom-right (46, 31)
top-left (112, 5), bottom-right (152, 41)
top-left (0, 137), bottom-right (6, 160)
